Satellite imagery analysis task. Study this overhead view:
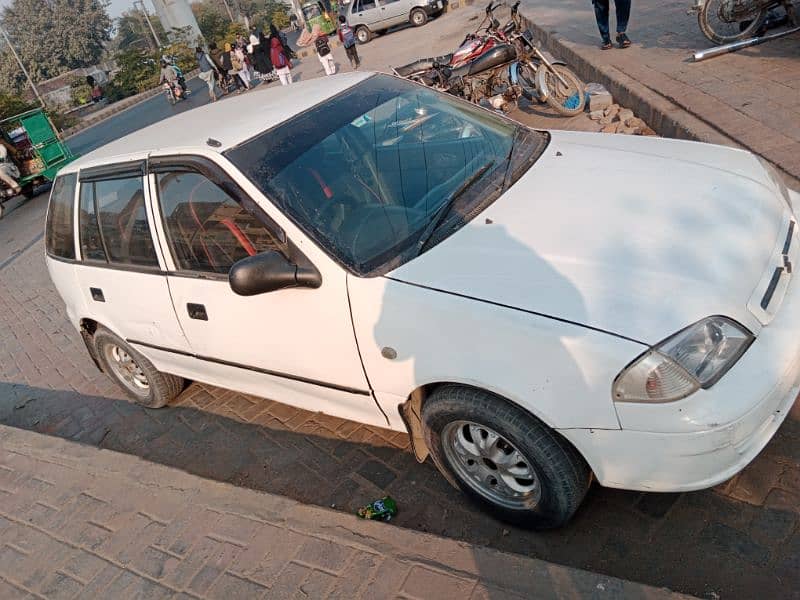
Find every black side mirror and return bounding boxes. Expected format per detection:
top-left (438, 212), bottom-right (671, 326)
top-left (229, 251), bottom-right (321, 296)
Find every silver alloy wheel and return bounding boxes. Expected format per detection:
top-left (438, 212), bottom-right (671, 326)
top-left (411, 10), bottom-right (426, 25)
top-left (356, 27), bottom-right (369, 43)
top-left (442, 420), bottom-right (541, 509)
top-left (104, 344), bottom-right (150, 397)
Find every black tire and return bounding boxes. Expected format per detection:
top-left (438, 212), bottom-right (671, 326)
top-left (410, 7), bottom-right (428, 26)
top-left (20, 182), bottom-right (35, 200)
top-left (698, 0), bottom-right (766, 45)
top-left (422, 384), bottom-right (591, 529)
top-left (356, 26), bottom-right (372, 44)
top-left (94, 327), bottom-right (183, 409)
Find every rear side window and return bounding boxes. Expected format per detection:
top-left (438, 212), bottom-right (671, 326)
top-left (45, 173), bottom-right (77, 259)
top-left (79, 176), bottom-right (159, 267)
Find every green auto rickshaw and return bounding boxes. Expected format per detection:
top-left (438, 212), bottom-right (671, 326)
top-left (302, 0), bottom-right (341, 35)
top-left (0, 108), bottom-right (77, 217)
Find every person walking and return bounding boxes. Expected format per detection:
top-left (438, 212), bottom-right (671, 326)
top-left (233, 44), bottom-right (252, 89)
top-left (208, 42), bottom-right (229, 93)
top-left (248, 25), bottom-right (271, 79)
top-left (196, 46), bottom-right (219, 102)
top-left (338, 16), bottom-right (360, 70)
top-left (0, 140), bottom-right (21, 197)
top-left (222, 42), bottom-right (246, 93)
top-left (270, 23), bottom-right (296, 59)
top-left (592, 0), bottom-right (632, 49)
top-left (270, 37), bottom-right (293, 86)
top-left (315, 29), bottom-right (336, 75)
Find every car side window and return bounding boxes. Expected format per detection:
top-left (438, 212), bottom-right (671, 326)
top-left (45, 173), bottom-right (77, 259)
top-left (156, 170), bottom-right (285, 274)
top-left (361, 0), bottom-right (376, 10)
top-left (382, 0), bottom-right (400, 4)
top-left (79, 176), bottom-right (159, 267)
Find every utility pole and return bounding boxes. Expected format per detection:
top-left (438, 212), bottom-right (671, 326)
top-left (0, 26), bottom-right (45, 107)
top-left (220, 0), bottom-right (236, 22)
top-left (134, 0), bottom-right (162, 49)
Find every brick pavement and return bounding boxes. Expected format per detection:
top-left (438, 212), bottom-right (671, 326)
top-left (0, 424), bottom-right (686, 599)
top-left (519, 0), bottom-right (800, 186)
top-left (2, 197), bottom-right (800, 600)
top-left (0, 9), bottom-right (799, 597)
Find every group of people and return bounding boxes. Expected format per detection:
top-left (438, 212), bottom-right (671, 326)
top-left (191, 24), bottom-right (298, 102)
top-left (313, 16), bottom-right (361, 75)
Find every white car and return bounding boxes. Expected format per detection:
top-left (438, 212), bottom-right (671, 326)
top-left (45, 72), bottom-right (799, 529)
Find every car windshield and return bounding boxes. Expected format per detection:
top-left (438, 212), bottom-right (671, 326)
top-left (226, 75), bottom-right (547, 275)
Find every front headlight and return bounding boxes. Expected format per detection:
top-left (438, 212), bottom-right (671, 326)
top-left (758, 156), bottom-right (792, 213)
top-left (613, 316), bottom-right (754, 403)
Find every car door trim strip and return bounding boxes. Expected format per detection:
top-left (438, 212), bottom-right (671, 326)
top-left (127, 338), bottom-right (372, 396)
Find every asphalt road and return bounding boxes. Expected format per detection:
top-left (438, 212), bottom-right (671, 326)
top-left (66, 78), bottom-right (217, 158)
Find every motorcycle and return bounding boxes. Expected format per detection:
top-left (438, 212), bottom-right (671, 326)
top-left (688, 0), bottom-right (797, 45)
top-left (163, 81), bottom-right (185, 105)
top-left (392, 2), bottom-right (585, 116)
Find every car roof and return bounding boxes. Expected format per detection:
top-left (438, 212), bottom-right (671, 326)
top-left (65, 71), bottom-right (374, 173)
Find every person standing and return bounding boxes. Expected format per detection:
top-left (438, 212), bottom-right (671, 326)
top-left (592, 0), bottom-right (632, 49)
top-left (315, 30), bottom-right (336, 76)
top-left (248, 26), bottom-right (271, 79)
top-left (222, 42), bottom-right (246, 92)
top-left (270, 23), bottom-right (296, 59)
top-left (338, 16), bottom-right (360, 70)
top-left (196, 46), bottom-right (220, 102)
top-left (270, 37), bottom-right (293, 85)
top-left (233, 44), bottom-right (252, 89)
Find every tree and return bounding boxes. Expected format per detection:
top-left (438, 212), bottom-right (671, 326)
top-left (113, 10), bottom-right (167, 53)
top-left (0, 0), bottom-right (112, 93)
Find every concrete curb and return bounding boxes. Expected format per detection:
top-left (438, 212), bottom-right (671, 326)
top-left (518, 15), bottom-right (800, 188)
top-left (62, 69), bottom-right (201, 141)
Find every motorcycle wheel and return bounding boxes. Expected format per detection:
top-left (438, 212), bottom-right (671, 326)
top-left (518, 63), bottom-right (540, 102)
top-left (536, 64), bottom-right (585, 117)
top-left (698, 0), bottom-right (767, 45)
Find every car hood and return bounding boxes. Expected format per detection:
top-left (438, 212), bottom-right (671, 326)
top-left (389, 130), bottom-right (787, 343)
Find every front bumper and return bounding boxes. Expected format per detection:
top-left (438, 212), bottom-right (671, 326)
top-left (560, 194), bottom-right (800, 492)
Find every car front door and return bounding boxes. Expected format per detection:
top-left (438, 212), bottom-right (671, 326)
top-left (73, 162), bottom-right (192, 358)
top-left (147, 156), bottom-right (386, 427)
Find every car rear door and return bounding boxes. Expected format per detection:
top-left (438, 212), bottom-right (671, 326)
top-left (146, 155), bottom-right (386, 427)
top-left (72, 162), bottom-right (192, 360)
top-left (379, 0), bottom-right (410, 27)
top-left (351, 0), bottom-right (381, 28)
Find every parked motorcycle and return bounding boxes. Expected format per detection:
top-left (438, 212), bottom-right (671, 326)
top-left (688, 0), bottom-right (797, 45)
top-left (393, 2), bottom-right (585, 116)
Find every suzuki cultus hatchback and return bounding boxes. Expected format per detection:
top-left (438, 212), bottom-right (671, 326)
top-left (46, 73), bottom-right (800, 528)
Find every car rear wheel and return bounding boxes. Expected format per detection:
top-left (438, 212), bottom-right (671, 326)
top-left (410, 8), bottom-right (428, 26)
top-left (422, 384), bottom-right (591, 529)
top-left (94, 328), bottom-right (183, 409)
top-left (356, 26), bottom-right (372, 44)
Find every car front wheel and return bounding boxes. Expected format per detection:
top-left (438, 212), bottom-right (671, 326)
top-left (410, 8), bottom-right (428, 26)
top-left (422, 384), bottom-right (591, 529)
top-left (94, 327), bottom-right (184, 409)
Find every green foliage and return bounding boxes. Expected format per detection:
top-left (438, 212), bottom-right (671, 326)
top-left (70, 77), bottom-right (93, 106)
top-left (0, 0), bottom-right (112, 93)
top-left (0, 94), bottom-right (35, 121)
top-left (113, 10), bottom-right (167, 53)
top-left (192, 0), bottom-right (292, 46)
top-left (105, 48), bottom-right (158, 102)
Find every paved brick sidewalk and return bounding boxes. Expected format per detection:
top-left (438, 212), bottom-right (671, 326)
top-left (520, 0), bottom-right (800, 185)
top-left (0, 425), bottom-right (686, 599)
top-left (0, 9), bottom-right (798, 598)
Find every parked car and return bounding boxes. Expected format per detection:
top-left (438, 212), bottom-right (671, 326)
top-left (45, 72), bottom-right (800, 529)
top-left (346, 0), bottom-right (445, 44)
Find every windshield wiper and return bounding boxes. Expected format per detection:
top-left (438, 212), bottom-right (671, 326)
top-left (414, 160), bottom-right (496, 256)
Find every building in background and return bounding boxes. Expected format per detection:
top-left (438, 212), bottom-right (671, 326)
top-left (151, 0), bottom-right (203, 41)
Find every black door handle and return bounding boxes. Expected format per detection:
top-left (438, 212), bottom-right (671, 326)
top-left (187, 303), bottom-right (208, 321)
top-left (90, 287), bottom-right (105, 302)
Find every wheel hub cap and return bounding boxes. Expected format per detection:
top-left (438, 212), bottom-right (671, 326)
top-left (442, 420), bottom-right (541, 510)
top-left (106, 344), bottom-right (149, 396)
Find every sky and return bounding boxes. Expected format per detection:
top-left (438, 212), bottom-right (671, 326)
top-left (0, 1), bottom-right (166, 20)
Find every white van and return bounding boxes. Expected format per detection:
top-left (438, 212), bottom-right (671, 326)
top-left (45, 72), bottom-right (800, 529)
